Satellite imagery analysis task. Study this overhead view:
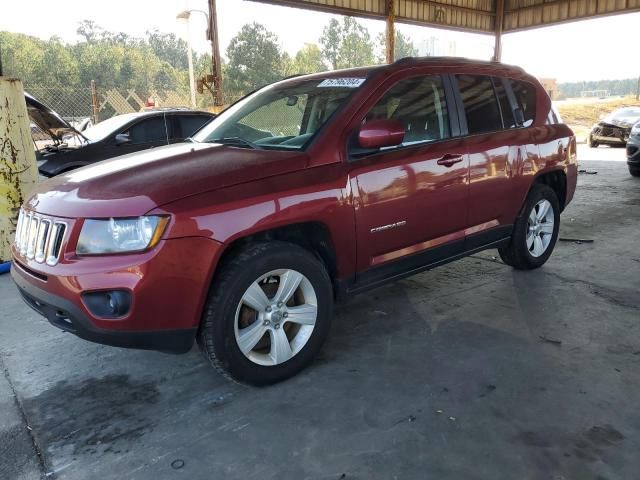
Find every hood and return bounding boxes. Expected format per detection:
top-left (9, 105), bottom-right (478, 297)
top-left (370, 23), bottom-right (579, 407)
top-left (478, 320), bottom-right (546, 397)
top-left (25, 92), bottom-right (86, 142)
top-left (25, 142), bottom-right (309, 218)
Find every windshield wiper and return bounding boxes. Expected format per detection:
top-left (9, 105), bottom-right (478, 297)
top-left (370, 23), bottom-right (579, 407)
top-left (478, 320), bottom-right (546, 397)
top-left (209, 137), bottom-right (263, 150)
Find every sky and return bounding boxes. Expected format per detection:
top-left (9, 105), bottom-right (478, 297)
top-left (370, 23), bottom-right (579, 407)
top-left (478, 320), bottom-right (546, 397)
top-left (1, 0), bottom-right (639, 83)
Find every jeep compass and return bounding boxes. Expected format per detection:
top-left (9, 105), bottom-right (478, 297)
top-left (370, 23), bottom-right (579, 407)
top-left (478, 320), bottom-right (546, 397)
top-left (12, 58), bottom-right (577, 385)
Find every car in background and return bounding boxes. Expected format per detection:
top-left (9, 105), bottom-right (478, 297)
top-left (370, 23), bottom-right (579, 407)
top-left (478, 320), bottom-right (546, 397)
top-left (589, 106), bottom-right (640, 148)
top-left (627, 121), bottom-right (640, 177)
top-left (26, 93), bottom-right (215, 177)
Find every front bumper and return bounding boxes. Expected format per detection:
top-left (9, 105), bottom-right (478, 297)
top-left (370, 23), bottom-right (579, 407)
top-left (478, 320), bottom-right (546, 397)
top-left (591, 124), bottom-right (630, 145)
top-left (11, 236), bottom-right (223, 353)
top-left (627, 137), bottom-right (640, 167)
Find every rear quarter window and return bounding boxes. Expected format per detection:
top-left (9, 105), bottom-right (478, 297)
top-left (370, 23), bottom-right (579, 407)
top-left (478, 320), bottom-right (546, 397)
top-left (510, 80), bottom-right (537, 127)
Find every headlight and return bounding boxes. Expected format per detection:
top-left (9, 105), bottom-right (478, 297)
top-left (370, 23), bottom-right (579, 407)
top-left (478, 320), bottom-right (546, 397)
top-left (77, 216), bottom-right (169, 255)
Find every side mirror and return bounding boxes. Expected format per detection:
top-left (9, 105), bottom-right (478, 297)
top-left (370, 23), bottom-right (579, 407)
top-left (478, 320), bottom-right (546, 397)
top-left (358, 119), bottom-right (405, 149)
top-left (115, 133), bottom-right (131, 145)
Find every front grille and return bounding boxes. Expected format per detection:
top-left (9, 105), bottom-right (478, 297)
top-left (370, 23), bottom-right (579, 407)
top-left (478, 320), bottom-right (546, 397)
top-left (14, 209), bottom-right (67, 266)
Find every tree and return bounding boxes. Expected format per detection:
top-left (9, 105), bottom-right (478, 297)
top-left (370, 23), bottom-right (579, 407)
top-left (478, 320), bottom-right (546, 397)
top-left (338, 17), bottom-right (374, 68)
top-left (320, 17), bottom-right (374, 70)
top-left (376, 30), bottom-right (418, 63)
top-left (225, 22), bottom-right (284, 96)
top-left (320, 19), bottom-right (341, 70)
top-left (291, 43), bottom-right (326, 74)
top-left (76, 20), bottom-right (104, 43)
top-left (146, 29), bottom-right (189, 70)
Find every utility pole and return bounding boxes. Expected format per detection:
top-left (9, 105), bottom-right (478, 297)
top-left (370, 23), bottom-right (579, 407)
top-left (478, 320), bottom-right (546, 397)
top-left (208, 0), bottom-right (225, 108)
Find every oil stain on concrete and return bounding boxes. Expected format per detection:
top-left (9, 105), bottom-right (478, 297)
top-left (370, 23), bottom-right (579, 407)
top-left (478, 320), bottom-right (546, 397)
top-left (22, 374), bottom-right (159, 456)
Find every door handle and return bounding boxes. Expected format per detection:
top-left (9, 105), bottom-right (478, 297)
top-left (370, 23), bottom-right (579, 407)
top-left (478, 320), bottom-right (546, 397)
top-left (437, 154), bottom-right (464, 167)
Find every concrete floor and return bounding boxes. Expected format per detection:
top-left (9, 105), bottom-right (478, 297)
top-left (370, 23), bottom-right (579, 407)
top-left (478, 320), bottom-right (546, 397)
top-left (1, 147), bottom-right (639, 480)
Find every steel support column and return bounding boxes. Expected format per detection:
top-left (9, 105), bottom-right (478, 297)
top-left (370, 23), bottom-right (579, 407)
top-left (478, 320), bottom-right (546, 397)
top-left (386, 0), bottom-right (395, 64)
top-left (493, 0), bottom-right (505, 62)
top-left (0, 78), bottom-right (38, 262)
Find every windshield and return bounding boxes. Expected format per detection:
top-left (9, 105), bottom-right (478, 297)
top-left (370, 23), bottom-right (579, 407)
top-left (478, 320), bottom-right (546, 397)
top-left (82, 113), bottom-right (143, 142)
top-left (611, 107), bottom-right (640, 119)
top-left (192, 78), bottom-right (364, 150)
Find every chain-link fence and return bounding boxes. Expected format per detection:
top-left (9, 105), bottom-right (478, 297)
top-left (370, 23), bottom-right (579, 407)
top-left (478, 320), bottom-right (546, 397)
top-left (25, 85), bottom-right (94, 126)
top-left (24, 84), bottom-right (194, 127)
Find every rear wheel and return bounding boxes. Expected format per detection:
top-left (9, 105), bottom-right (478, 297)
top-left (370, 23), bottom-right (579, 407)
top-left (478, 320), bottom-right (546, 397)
top-left (629, 166), bottom-right (640, 177)
top-left (498, 184), bottom-right (560, 270)
top-left (198, 241), bottom-right (333, 385)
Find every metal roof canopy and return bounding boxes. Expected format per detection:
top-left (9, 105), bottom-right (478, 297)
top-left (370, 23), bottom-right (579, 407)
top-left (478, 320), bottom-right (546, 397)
top-left (250, 0), bottom-right (639, 61)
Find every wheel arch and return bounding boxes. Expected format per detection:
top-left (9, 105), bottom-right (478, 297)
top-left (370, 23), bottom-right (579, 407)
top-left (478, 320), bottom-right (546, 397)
top-left (214, 221), bottom-right (338, 285)
top-left (533, 169), bottom-right (567, 212)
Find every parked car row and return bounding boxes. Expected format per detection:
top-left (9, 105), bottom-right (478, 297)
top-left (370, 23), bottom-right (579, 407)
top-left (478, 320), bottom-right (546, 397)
top-left (13, 58), bottom-right (577, 385)
top-left (26, 92), bottom-right (215, 177)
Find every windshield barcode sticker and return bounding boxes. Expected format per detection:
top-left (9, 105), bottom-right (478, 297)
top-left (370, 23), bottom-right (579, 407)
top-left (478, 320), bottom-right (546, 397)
top-left (318, 78), bottom-right (365, 88)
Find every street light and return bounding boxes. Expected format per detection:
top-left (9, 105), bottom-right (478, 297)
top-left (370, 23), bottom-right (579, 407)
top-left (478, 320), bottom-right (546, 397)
top-left (176, 10), bottom-right (204, 108)
top-left (176, 4), bottom-right (224, 108)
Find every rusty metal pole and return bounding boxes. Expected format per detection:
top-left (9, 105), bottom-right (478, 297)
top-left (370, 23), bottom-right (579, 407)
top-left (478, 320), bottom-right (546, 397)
top-left (208, 0), bottom-right (225, 108)
top-left (0, 78), bottom-right (38, 263)
top-left (386, 0), bottom-right (396, 64)
top-left (90, 80), bottom-right (99, 124)
top-left (493, 0), bottom-right (504, 62)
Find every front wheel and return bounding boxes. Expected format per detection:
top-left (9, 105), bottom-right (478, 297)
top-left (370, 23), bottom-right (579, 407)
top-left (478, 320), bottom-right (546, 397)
top-left (499, 183), bottom-right (560, 270)
top-left (588, 135), bottom-right (598, 148)
top-left (198, 241), bottom-right (333, 385)
top-left (630, 166), bottom-right (640, 177)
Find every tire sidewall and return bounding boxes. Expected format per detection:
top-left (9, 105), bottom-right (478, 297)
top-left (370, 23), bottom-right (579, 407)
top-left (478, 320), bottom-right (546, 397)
top-left (514, 184), bottom-right (561, 268)
top-left (204, 243), bottom-right (333, 385)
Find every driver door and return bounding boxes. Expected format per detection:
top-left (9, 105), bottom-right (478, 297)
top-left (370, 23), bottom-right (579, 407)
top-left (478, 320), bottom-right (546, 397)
top-left (349, 75), bottom-right (469, 280)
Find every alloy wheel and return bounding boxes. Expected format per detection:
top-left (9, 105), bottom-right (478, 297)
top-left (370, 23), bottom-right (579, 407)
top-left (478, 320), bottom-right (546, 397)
top-left (234, 269), bottom-right (318, 366)
top-left (526, 199), bottom-right (554, 257)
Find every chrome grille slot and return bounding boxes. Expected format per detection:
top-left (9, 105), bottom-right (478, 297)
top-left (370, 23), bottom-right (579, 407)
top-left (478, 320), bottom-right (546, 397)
top-left (14, 210), bottom-right (25, 250)
top-left (46, 222), bottom-right (66, 266)
top-left (13, 209), bottom-right (67, 266)
top-left (26, 216), bottom-right (40, 259)
top-left (20, 212), bottom-right (33, 256)
top-left (35, 220), bottom-right (51, 263)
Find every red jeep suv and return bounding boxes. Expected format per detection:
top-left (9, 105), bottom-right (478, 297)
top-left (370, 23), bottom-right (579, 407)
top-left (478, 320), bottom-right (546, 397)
top-left (12, 58), bottom-right (577, 385)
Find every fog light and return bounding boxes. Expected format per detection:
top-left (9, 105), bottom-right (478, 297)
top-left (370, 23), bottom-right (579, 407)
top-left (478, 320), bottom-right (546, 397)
top-left (82, 290), bottom-right (132, 319)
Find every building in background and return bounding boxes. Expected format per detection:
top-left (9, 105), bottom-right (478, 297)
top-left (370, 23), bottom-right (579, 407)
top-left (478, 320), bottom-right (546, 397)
top-left (539, 78), bottom-right (558, 100)
top-left (417, 37), bottom-right (457, 57)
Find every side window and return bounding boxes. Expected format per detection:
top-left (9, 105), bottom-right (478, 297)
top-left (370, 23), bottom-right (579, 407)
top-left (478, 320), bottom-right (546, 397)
top-left (126, 116), bottom-right (167, 144)
top-left (176, 115), bottom-right (212, 139)
top-left (510, 80), bottom-right (537, 127)
top-left (456, 75), bottom-right (503, 134)
top-left (363, 75), bottom-right (451, 147)
top-left (493, 78), bottom-right (516, 129)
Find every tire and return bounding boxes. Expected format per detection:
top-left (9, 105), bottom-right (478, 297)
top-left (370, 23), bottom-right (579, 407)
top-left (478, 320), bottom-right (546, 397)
top-left (498, 183), bottom-right (560, 270)
top-left (588, 135), bottom-right (598, 148)
top-left (198, 241), bottom-right (333, 385)
top-left (630, 166), bottom-right (640, 177)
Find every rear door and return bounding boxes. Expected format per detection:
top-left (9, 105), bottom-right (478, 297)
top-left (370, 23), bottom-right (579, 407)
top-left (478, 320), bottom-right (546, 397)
top-left (453, 74), bottom-right (530, 248)
top-left (168, 114), bottom-right (213, 143)
top-left (348, 74), bottom-right (469, 279)
top-left (116, 114), bottom-right (169, 155)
